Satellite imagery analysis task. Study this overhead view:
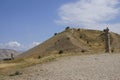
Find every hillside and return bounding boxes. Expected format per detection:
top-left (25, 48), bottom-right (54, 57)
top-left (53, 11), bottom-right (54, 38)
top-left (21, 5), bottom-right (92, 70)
top-left (3, 54), bottom-right (120, 80)
top-left (0, 49), bottom-right (19, 60)
top-left (19, 28), bottom-right (120, 58)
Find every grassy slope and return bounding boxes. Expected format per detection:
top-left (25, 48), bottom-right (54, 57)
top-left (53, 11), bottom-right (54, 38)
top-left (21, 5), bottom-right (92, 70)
top-left (0, 28), bottom-right (120, 75)
top-left (11, 28), bottom-right (120, 64)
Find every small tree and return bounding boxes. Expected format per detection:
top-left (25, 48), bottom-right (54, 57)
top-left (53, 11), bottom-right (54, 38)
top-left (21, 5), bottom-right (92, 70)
top-left (80, 34), bottom-right (85, 39)
top-left (54, 33), bottom-right (57, 36)
top-left (81, 49), bottom-right (86, 53)
top-left (80, 35), bottom-right (83, 38)
top-left (86, 41), bottom-right (89, 44)
top-left (59, 50), bottom-right (64, 54)
top-left (111, 48), bottom-right (114, 53)
top-left (67, 37), bottom-right (70, 40)
top-left (65, 26), bottom-right (70, 30)
top-left (9, 71), bottom-right (22, 76)
top-left (77, 28), bottom-right (80, 31)
top-left (38, 56), bottom-right (41, 59)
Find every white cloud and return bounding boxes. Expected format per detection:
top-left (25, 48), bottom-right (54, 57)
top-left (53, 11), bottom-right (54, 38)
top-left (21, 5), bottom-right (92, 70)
top-left (29, 42), bottom-right (40, 48)
top-left (21, 41), bottom-right (40, 51)
top-left (56, 0), bottom-right (120, 34)
top-left (0, 41), bottom-right (22, 51)
top-left (6, 41), bottom-right (21, 48)
top-left (83, 23), bottom-right (120, 34)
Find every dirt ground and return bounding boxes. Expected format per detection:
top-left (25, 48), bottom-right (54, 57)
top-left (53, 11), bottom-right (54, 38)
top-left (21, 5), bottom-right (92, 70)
top-left (1, 53), bottom-right (120, 80)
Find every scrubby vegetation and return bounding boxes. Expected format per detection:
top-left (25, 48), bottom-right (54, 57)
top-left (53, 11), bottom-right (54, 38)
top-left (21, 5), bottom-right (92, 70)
top-left (38, 56), bottom-right (41, 59)
top-left (65, 26), bottom-right (70, 30)
top-left (59, 50), bottom-right (64, 54)
top-left (9, 71), bottom-right (22, 76)
top-left (1, 28), bottom-right (120, 76)
top-left (54, 33), bottom-right (57, 36)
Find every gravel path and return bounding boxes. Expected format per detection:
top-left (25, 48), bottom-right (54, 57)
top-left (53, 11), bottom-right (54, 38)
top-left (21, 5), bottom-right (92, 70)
top-left (3, 53), bottom-right (120, 80)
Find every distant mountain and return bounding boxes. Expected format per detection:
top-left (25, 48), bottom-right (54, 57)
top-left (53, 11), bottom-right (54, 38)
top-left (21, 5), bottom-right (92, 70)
top-left (18, 28), bottom-right (120, 59)
top-left (0, 49), bottom-right (19, 60)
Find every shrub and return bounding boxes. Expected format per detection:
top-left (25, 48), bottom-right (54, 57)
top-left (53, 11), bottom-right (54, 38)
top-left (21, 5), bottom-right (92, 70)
top-left (111, 49), bottom-right (114, 53)
top-left (3, 58), bottom-right (12, 61)
top-left (15, 71), bottom-right (21, 75)
top-left (67, 37), bottom-right (70, 40)
top-left (9, 71), bottom-right (22, 76)
top-left (59, 50), bottom-right (64, 54)
top-left (80, 35), bottom-right (83, 38)
top-left (65, 26), bottom-right (70, 30)
top-left (81, 49), bottom-right (86, 53)
top-left (86, 41), bottom-right (89, 44)
top-left (80, 34), bottom-right (86, 39)
top-left (111, 48), bottom-right (114, 53)
top-left (77, 28), bottom-right (80, 31)
top-left (89, 44), bottom-right (92, 47)
top-left (54, 33), bottom-right (57, 36)
top-left (58, 40), bottom-right (60, 42)
top-left (38, 56), bottom-right (41, 59)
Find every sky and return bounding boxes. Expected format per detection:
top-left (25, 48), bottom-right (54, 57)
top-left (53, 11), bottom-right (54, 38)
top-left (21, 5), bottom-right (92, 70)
top-left (0, 0), bottom-right (120, 51)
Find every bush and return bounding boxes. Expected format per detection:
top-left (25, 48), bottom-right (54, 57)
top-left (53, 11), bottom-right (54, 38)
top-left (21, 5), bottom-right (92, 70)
top-left (59, 50), bottom-right (64, 54)
top-left (77, 28), bottom-right (80, 31)
top-left (58, 40), bottom-right (60, 42)
top-left (54, 33), bottom-right (57, 36)
top-left (9, 71), bottom-right (22, 76)
top-left (81, 49), bottom-right (86, 53)
top-left (80, 34), bottom-right (86, 39)
top-left (38, 56), bottom-right (41, 59)
top-left (86, 41), bottom-right (89, 44)
top-left (111, 48), bottom-right (114, 53)
top-left (3, 58), bottom-right (12, 61)
top-left (80, 35), bottom-right (83, 38)
top-left (15, 71), bottom-right (21, 75)
top-left (65, 26), bottom-right (70, 30)
top-left (111, 49), bottom-right (114, 53)
top-left (67, 37), bottom-right (70, 40)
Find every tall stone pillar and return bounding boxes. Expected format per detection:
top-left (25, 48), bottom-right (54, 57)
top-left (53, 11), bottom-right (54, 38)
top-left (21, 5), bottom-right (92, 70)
top-left (104, 27), bottom-right (111, 53)
top-left (11, 53), bottom-right (14, 60)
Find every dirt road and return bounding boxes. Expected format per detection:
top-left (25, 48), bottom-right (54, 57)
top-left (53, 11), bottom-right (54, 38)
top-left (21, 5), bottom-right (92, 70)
top-left (3, 53), bottom-right (120, 80)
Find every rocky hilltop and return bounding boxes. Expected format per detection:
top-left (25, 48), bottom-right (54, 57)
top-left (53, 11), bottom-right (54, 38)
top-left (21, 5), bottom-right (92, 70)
top-left (19, 28), bottom-right (120, 58)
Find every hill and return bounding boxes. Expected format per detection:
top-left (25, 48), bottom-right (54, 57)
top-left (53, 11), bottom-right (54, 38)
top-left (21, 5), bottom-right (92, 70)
top-left (19, 28), bottom-right (120, 58)
top-left (0, 49), bottom-right (19, 60)
top-left (3, 54), bottom-right (120, 80)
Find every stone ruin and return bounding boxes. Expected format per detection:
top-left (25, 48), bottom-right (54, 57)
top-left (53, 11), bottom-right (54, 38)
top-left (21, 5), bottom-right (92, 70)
top-left (104, 27), bottom-right (111, 53)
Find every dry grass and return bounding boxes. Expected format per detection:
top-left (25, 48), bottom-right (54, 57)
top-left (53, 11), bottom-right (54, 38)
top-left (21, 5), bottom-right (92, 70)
top-left (18, 28), bottom-right (120, 60)
top-left (0, 63), bottom-right (19, 69)
top-left (0, 51), bottom-right (94, 75)
top-left (0, 53), bottom-right (69, 74)
top-left (1, 28), bottom-right (120, 76)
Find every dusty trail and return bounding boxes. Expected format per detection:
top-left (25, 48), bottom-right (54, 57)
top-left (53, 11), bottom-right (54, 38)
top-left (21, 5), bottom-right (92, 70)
top-left (3, 53), bottom-right (120, 80)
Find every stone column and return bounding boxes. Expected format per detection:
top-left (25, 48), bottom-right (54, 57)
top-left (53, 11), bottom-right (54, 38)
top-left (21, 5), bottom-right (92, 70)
top-left (11, 53), bottom-right (14, 60)
top-left (104, 27), bottom-right (111, 53)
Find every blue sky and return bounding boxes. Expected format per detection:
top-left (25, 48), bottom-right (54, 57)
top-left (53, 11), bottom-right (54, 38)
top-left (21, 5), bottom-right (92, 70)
top-left (0, 0), bottom-right (120, 51)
